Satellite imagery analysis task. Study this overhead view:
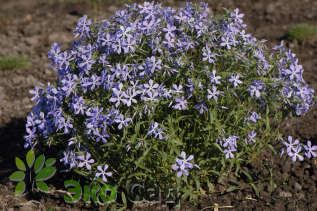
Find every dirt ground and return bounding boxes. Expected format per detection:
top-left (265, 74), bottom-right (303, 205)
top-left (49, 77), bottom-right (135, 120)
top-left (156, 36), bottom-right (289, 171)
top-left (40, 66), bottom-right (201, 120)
top-left (0, 0), bottom-right (317, 210)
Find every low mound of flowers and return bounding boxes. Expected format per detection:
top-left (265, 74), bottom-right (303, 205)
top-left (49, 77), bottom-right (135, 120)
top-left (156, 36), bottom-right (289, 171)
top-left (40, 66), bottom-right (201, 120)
top-left (24, 1), bottom-right (317, 206)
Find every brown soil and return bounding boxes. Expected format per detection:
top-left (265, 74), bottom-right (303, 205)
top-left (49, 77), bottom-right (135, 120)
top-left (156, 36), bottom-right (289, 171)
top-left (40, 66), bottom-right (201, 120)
top-left (0, 0), bottom-right (317, 210)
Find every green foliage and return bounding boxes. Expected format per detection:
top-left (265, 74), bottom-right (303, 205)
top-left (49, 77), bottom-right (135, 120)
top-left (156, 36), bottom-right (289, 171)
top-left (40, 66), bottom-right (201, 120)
top-left (0, 55), bottom-right (30, 71)
top-left (285, 23), bottom-right (317, 42)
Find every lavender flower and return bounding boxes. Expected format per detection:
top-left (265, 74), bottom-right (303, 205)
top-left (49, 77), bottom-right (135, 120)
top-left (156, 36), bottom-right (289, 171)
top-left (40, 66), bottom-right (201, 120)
top-left (209, 70), bottom-right (221, 85)
top-left (172, 151), bottom-right (199, 177)
top-left (248, 80), bottom-right (265, 99)
top-left (77, 152), bottom-right (95, 170)
top-left (60, 149), bottom-right (78, 170)
top-left (73, 15), bottom-right (92, 39)
top-left (246, 130), bottom-right (257, 144)
top-left (173, 96), bottom-right (188, 110)
top-left (224, 146), bottom-right (236, 159)
top-left (282, 136), bottom-right (300, 154)
top-left (288, 145), bottom-right (304, 163)
top-left (303, 140), bottom-right (317, 159)
top-left (247, 112), bottom-right (261, 123)
top-left (207, 85), bottom-right (222, 102)
top-left (228, 74), bottom-right (243, 88)
top-left (202, 45), bottom-right (217, 64)
top-left (95, 164), bottom-right (112, 182)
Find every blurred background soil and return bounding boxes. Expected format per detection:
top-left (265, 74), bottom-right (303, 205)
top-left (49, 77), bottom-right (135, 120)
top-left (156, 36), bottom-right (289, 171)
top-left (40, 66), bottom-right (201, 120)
top-left (0, 0), bottom-right (317, 210)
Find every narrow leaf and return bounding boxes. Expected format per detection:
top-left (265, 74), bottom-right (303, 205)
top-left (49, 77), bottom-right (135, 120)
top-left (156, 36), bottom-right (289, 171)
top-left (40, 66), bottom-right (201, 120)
top-left (225, 185), bottom-right (239, 193)
top-left (207, 181), bottom-right (214, 193)
top-left (45, 158), bottom-right (56, 167)
top-left (34, 154), bottom-right (45, 174)
top-left (251, 183), bottom-right (259, 198)
top-left (35, 166), bottom-right (56, 181)
top-left (9, 171), bottom-right (25, 182)
top-left (14, 181), bottom-right (26, 196)
top-left (26, 149), bottom-right (35, 168)
top-left (36, 181), bottom-right (50, 193)
top-left (242, 170), bottom-right (253, 182)
top-left (267, 144), bottom-right (277, 155)
top-left (121, 192), bottom-right (127, 208)
top-left (15, 157), bottom-right (26, 171)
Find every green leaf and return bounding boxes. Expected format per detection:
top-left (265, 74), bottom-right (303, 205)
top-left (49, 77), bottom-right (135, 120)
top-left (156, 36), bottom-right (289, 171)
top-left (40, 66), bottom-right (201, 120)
top-left (35, 166), bottom-right (56, 181)
top-left (266, 144), bottom-right (277, 155)
top-left (34, 154), bottom-right (45, 174)
top-left (14, 181), bottom-right (26, 196)
top-left (241, 170), bottom-right (253, 182)
top-left (207, 181), bottom-right (214, 193)
top-left (209, 169), bottom-right (220, 176)
top-left (26, 149), bottom-right (35, 168)
top-left (251, 183), bottom-right (259, 198)
top-left (36, 181), bottom-right (50, 193)
top-left (194, 178), bottom-right (200, 190)
top-left (121, 192), bottom-right (127, 208)
top-left (225, 185), bottom-right (240, 193)
top-left (45, 158), bottom-right (56, 167)
top-left (15, 157), bottom-right (26, 171)
top-left (9, 171), bottom-right (25, 182)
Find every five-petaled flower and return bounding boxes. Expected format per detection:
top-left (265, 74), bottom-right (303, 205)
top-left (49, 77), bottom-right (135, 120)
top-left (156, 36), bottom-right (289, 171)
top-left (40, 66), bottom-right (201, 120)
top-left (95, 164), bottom-right (113, 182)
top-left (303, 140), bottom-right (317, 159)
top-left (172, 151), bottom-right (200, 177)
top-left (77, 152), bottom-right (95, 170)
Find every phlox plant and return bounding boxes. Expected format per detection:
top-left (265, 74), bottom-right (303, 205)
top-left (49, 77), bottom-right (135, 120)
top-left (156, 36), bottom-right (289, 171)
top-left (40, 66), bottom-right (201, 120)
top-left (24, 1), bottom-right (317, 206)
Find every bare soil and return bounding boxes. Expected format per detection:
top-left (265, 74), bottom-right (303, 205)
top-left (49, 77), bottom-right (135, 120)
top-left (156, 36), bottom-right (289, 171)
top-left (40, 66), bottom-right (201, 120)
top-left (0, 0), bottom-right (317, 210)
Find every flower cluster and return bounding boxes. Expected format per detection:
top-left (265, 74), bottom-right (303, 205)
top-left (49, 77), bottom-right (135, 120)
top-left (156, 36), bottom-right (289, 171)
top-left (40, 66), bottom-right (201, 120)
top-left (24, 1), bottom-right (316, 198)
top-left (273, 40), bottom-right (316, 116)
top-left (280, 136), bottom-right (317, 162)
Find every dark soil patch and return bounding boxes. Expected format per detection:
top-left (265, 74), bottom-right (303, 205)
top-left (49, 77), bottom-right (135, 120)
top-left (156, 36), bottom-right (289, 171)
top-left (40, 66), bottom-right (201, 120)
top-left (0, 0), bottom-right (317, 210)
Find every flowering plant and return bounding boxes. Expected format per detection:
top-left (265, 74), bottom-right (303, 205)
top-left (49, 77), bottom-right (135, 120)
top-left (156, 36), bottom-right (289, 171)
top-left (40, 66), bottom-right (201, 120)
top-left (24, 1), bottom-right (317, 205)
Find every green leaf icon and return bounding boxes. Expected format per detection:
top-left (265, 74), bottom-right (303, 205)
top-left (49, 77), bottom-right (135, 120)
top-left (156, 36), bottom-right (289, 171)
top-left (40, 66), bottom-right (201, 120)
top-left (26, 149), bottom-right (35, 168)
top-left (9, 171), bottom-right (25, 182)
top-left (35, 166), bottom-right (56, 182)
top-left (14, 181), bottom-right (26, 196)
top-left (45, 158), bottom-right (56, 167)
top-left (36, 181), bottom-right (50, 193)
top-left (15, 157), bottom-right (26, 171)
top-left (34, 154), bottom-right (45, 174)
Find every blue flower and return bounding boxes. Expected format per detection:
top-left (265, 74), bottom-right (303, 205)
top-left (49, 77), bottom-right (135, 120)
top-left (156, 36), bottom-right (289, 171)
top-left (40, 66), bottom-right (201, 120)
top-left (247, 112), bottom-right (261, 123)
top-left (173, 96), bottom-right (188, 110)
top-left (95, 164), bottom-right (112, 182)
top-left (209, 70), bottom-right (221, 85)
top-left (172, 151), bottom-right (199, 177)
top-left (288, 145), bottom-right (304, 163)
top-left (73, 15), bottom-right (92, 39)
top-left (207, 85), bottom-right (223, 102)
top-left (202, 45), bottom-right (217, 64)
top-left (282, 136), bottom-right (299, 154)
top-left (60, 149), bottom-right (78, 170)
top-left (77, 152), bottom-right (95, 171)
top-left (228, 74), bottom-right (243, 88)
top-left (303, 140), bottom-right (317, 159)
top-left (247, 130), bottom-right (257, 144)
